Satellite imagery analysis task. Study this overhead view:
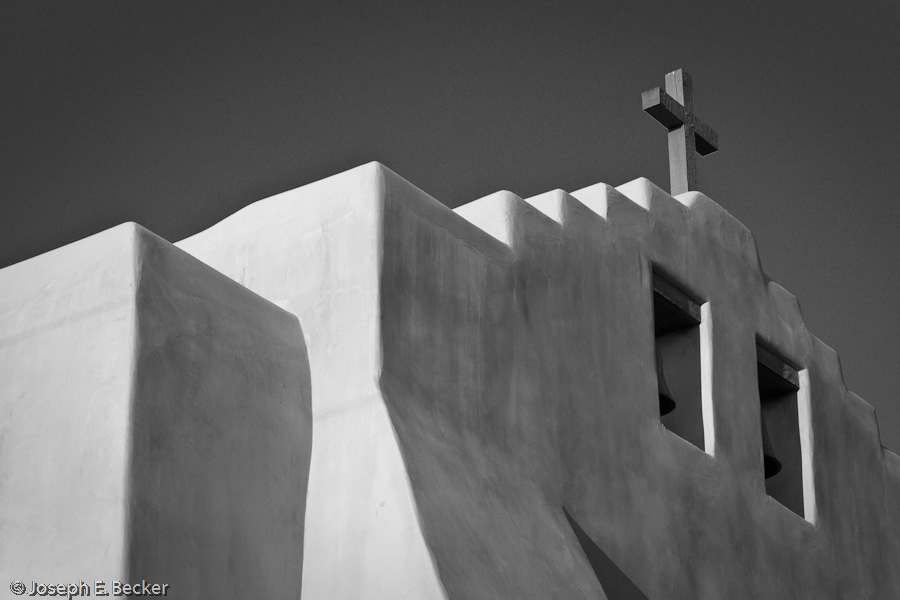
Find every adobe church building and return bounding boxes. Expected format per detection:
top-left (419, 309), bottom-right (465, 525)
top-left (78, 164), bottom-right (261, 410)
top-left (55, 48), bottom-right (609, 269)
top-left (2, 72), bottom-right (899, 599)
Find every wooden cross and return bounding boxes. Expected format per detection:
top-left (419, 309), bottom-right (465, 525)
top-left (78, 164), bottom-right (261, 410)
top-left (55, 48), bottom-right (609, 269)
top-left (642, 69), bottom-right (719, 195)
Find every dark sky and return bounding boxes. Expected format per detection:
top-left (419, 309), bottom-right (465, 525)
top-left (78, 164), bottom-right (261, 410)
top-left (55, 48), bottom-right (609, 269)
top-left (2, 1), bottom-right (899, 450)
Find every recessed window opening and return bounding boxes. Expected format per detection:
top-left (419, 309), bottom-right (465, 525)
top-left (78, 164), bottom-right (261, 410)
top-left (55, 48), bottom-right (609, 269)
top-left (756, 343), bottom-right (807, 519)
top-left (653, 270), bottom-right (705, 450)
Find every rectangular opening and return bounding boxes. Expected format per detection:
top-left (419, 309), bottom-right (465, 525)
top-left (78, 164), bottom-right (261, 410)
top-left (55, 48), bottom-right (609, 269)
top-left (756, 343), bottom-right (809, 520)
top-left (653, 270), bottom-right (706, 451)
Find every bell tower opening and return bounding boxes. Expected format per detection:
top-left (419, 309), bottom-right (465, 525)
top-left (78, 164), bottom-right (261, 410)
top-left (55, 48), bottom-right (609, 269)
top-left (652, 270), bottom-right (706, 451)
top-left (756, 343), bottom-right (812, 521)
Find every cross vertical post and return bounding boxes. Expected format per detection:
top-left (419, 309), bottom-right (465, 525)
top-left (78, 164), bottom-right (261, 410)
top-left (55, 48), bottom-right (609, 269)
top-left (642, 69), bottom-right (719, 195)
top-left (666, 70), bottom-right (696, 195)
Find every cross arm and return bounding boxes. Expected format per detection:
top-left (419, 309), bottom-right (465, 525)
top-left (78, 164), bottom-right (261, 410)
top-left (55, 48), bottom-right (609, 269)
top-left (693, 119), bottom-right (718, 156)
top-left (642, 87), bottom-right (685, 129)
top-left (642, 87), bottom-right (719, 156)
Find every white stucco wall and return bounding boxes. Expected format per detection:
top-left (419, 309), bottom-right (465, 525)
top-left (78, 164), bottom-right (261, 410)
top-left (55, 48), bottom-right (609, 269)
top-left (174, 162), bottom-right (900, 598)
top-left (177, 164), bottom-right (448, 600)
top-left (1, 224), bottom-right (138, 583)
top-left (377, 169), bottom-right (900, 598)
top-left (0, 224), bottom-right (311, 598)
top-left (3, 162), bottom-right (898, 599)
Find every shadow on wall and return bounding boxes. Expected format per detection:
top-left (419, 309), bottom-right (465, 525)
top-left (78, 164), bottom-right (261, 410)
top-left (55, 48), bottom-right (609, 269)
top-left (563, 508), bottom-right (651, 600)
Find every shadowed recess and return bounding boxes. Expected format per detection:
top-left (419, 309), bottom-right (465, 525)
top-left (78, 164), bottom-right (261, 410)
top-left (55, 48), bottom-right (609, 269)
top-left (563, 507), bottom-right (651, 600)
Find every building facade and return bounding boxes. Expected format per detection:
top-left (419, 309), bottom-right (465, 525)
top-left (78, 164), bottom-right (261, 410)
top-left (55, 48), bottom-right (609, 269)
top-left (2, 163), bottom-right (898, 599)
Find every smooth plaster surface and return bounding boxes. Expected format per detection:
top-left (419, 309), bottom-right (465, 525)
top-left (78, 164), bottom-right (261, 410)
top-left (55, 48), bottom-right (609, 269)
top-left (180, 162), bottom-right (900, 598)
top-left (177, 166), bottom-right (449, 600)
top-left (0, 224), bottom-right (311, 598)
